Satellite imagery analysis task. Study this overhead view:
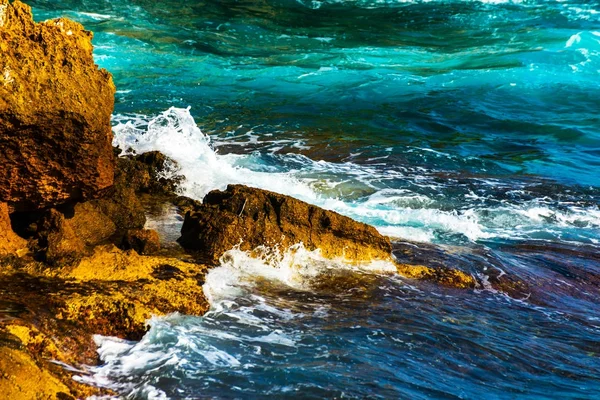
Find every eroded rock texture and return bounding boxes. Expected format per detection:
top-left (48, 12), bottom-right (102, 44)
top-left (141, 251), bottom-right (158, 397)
top-left (179, 184), bottom-right (393, 263)
top-left (0, 0), bottom-right (115, 212)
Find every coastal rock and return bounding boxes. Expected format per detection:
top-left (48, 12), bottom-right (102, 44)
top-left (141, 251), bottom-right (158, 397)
top-left (115, 151), bottom-right (183, 196)
top-left (66, 202), bottom-right (117, 246)
top-left (0, 247), bottom-right (209, 397)
top-left (121, 229), bottom-right (161, 255)
top-left (37, 209), bottom-right (87, 267)
top-left (179, 184), bottom-right (393, 263)
top-left (92, 185), bottom-right (146, 232)
top-left (56, 245), bottom-right (209, 340)
top-left (0, 245), bottom-right (209, 389)
top-left (395, 263), bottom-right (475, 289)
top-left (35, 202), bottom-right (117, 266)
top-left (0, 0), bottom-right (115, 212)
top-left (0, 324), bottom-right (102, 399)
top-left (0, 202), bottom-right (27, 256)
top-left (0, 343), bottom-right (75, 400)
top-left (10, 152), bottom-right (167, 267)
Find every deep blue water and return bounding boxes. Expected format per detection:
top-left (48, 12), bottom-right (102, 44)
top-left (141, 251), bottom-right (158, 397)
top-left (29, 1), bottom-right (600, 398)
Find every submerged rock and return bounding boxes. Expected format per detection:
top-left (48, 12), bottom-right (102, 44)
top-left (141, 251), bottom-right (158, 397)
top-left (0, 0), bottom-right (115, 212)
top-left (179, 184), bottom-right (393, 263)
top-left (395, 263), bottom-right (475, 289)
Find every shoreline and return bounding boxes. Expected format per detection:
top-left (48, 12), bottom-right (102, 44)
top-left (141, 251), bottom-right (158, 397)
top-left (0, 1), bottom-right (533, 398)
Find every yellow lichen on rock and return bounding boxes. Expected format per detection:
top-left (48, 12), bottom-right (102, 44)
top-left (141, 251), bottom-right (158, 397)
top-left (396, 262), bottom-right (476, 289)
top-left (3, 325), bottom-right (62, 362)
top-left (0, 345), bottom-right (75, 400)
top-left (65, 244), bottom-right (197, 281)
top-left (52, 245), bottom-right (210, 339)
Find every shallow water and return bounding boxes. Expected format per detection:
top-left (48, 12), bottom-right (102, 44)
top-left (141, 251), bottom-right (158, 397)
top-left (28, 0), bottom-right (600, 398)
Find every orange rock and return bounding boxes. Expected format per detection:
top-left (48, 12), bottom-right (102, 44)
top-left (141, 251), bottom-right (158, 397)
top-left (0, 202), bottom-right (27, 256)
top-left (0, 0), bottom-right (115, 212)
top-left (179, 184), bottom-right (393, 263)
top-left (37, 209), bottom-right (87, 267)
top-left (121, 228), bottom-right (161, 255)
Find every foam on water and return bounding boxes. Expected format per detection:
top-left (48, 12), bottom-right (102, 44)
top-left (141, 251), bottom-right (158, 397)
top-left (204, 244), bottom-right (398, 308)
top-left (113, 107), bottom-right (316, 202)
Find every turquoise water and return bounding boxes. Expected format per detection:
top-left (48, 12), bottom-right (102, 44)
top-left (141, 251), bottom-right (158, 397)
top-left (30, 1), bottom-right (600, 398)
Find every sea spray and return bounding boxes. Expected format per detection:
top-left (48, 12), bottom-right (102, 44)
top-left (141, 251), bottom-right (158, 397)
top-left (112, 107), bottom-right (316, 203)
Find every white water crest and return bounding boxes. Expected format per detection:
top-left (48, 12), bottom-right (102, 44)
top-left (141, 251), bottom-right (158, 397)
top-left (112, 107), bottom-right (315, 202)
top-left (204, 243), bottom-right (398, 309)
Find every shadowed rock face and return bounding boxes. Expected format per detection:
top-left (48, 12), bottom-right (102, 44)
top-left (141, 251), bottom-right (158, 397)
top-left (179, 184), bottom-right (393, 263)
top-left (0, 0), bottom-right (115, 212)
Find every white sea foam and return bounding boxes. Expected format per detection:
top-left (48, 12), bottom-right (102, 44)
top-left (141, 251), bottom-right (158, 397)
top-left (78, 12), bottom-right (113, 20)
top-left (79, 242), bottom-right (399, 398)
top-left (204, 243), bottom-right (398, 309)
top-left (113, 107), bottom-right (315, 202)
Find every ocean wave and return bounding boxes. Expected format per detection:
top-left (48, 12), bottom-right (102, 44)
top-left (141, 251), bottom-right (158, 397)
top-left (112, 107), bottom-right (600, 245)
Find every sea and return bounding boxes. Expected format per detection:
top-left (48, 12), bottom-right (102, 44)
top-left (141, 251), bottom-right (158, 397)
top-left (29, 1), bottom-right (600, 398)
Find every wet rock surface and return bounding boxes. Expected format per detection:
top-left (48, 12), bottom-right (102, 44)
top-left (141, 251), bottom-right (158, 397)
top-left (0, 0), bottom-right (115, 212)
top-left (115, 150), bottom-right (184, 196)
top-left (179, 184), bottom-right (394, 263)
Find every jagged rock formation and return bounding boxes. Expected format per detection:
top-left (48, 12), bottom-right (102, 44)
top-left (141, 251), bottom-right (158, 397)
top-left (179, 184), bottom-right (394, 263)
top-left (0, 0), bottom-right (115, 212)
